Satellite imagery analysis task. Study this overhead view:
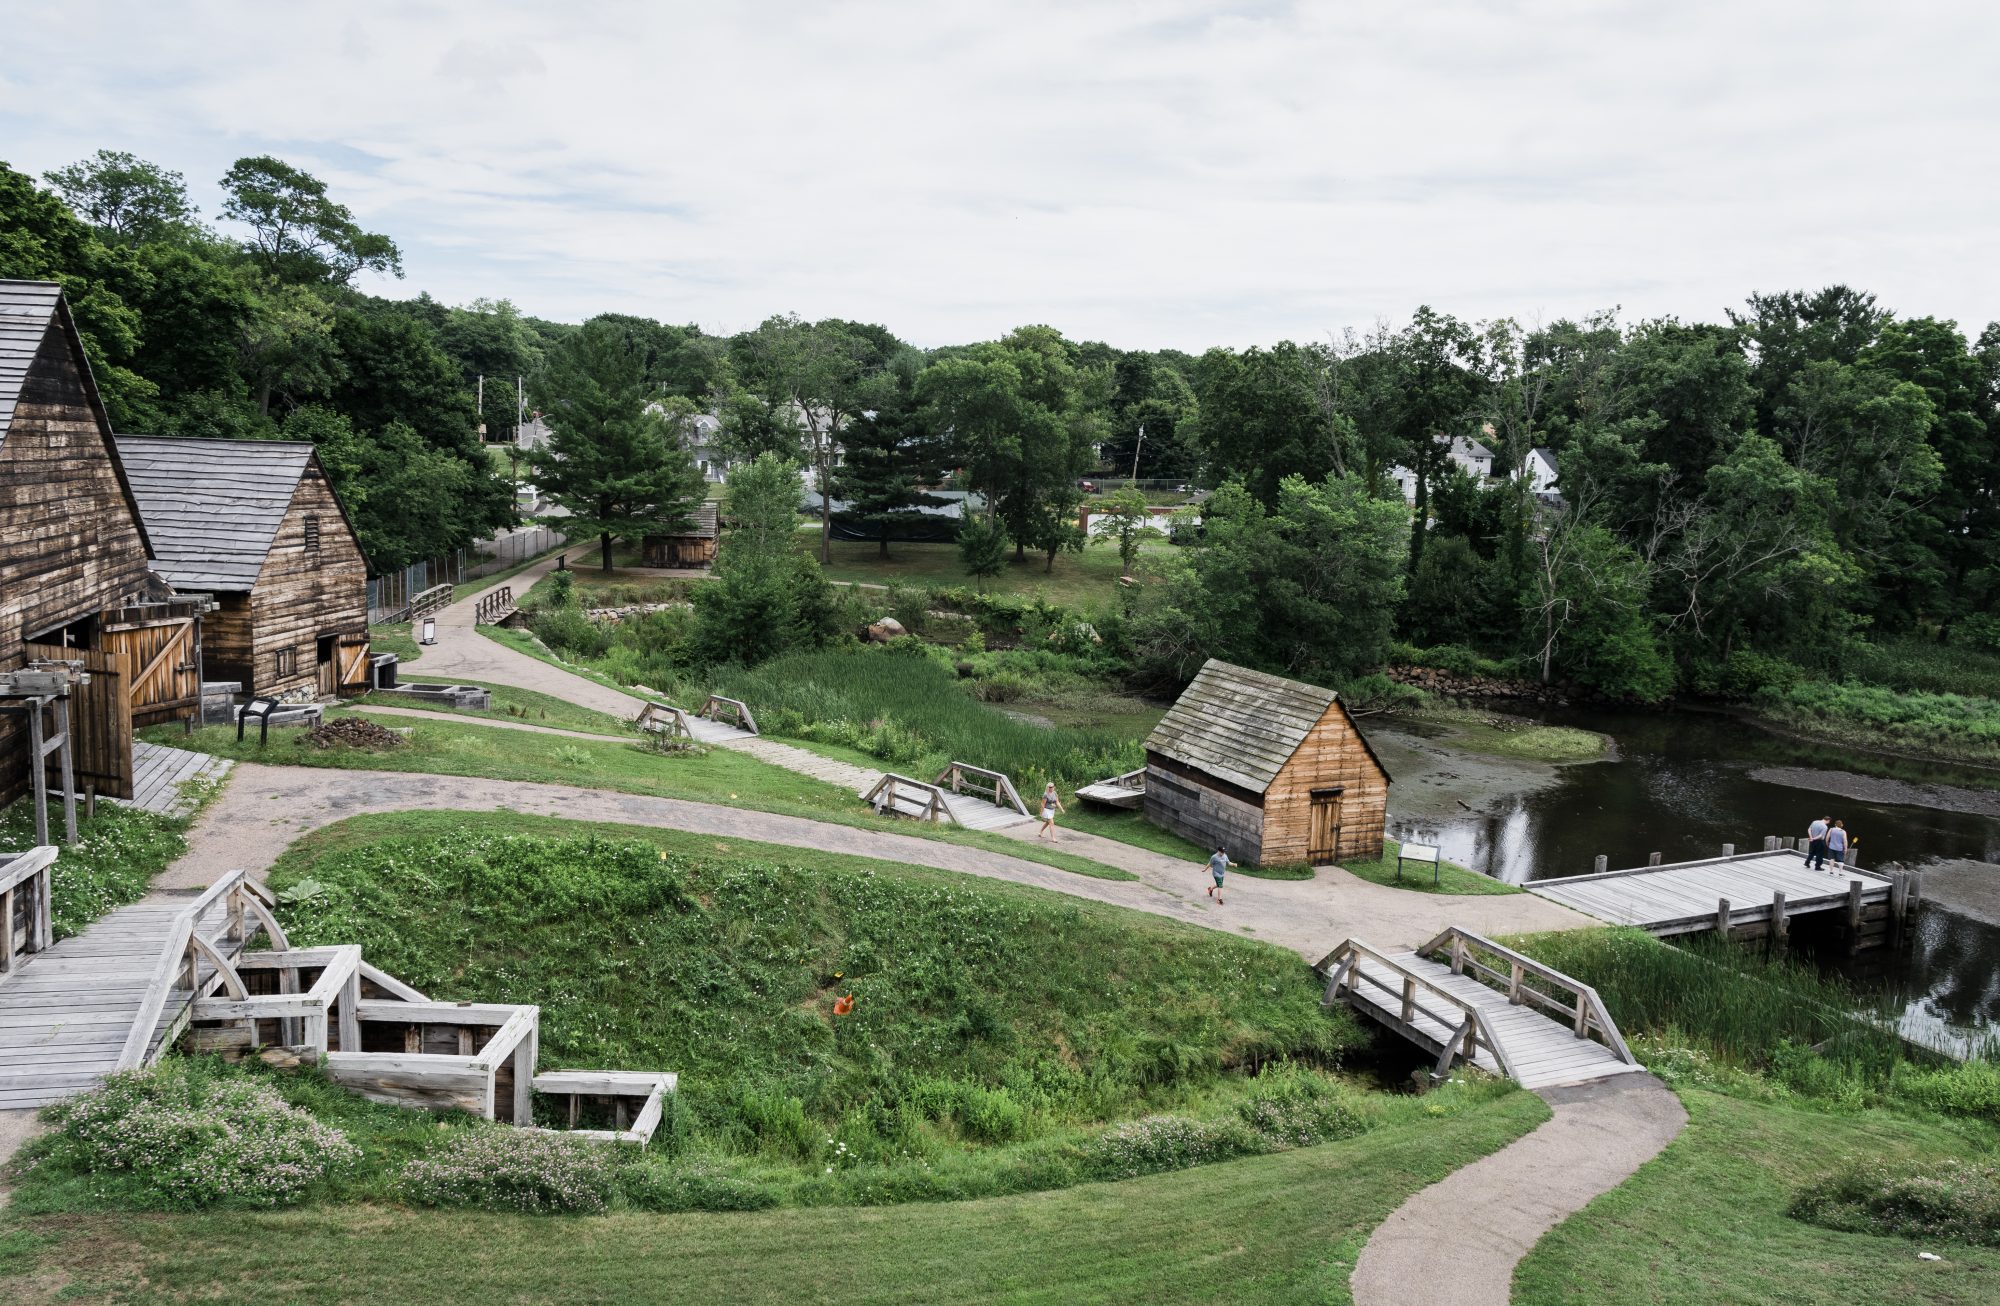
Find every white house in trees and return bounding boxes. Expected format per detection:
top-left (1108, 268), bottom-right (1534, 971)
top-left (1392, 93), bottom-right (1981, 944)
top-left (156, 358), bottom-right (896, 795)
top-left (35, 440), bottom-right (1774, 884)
top-left (1388, 432), bottom-right (1498, 504)
top-left (1518, 446), bottom-right (1561, 499)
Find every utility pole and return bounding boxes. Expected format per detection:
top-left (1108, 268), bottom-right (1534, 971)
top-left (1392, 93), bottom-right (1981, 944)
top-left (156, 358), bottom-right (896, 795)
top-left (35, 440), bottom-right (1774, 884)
top-left (1130, 424), bottom-right (1145, 483)
top-left (476, 374), bottom-right (486, 440)
top-left (516, 375), bottom-right (525, 445)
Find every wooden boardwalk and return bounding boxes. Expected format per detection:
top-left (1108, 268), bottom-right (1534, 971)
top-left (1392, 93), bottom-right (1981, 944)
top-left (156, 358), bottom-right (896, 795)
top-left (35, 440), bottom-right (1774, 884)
top-left (1319, 930), bottom-right (1646, 1091)
top-left (109, 740), bottom-right (235, 818)
top-left (0, 885), bottom-right (255, 1108)
top-left (1527, 849), bottom-right (1894, 937)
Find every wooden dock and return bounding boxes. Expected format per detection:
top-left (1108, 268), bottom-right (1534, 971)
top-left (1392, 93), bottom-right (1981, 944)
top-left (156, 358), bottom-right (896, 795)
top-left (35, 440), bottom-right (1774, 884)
top-left (1527, 849), bottom-right (1898, 943)
top-left (109, 740), bottom-right (235, 818)
top-left (1318, 929), bottom-right (1646, 1090)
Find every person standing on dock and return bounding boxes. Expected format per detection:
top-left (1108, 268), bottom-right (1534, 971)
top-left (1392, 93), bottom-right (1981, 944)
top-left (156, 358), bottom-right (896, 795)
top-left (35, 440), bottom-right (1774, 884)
top-left (1806, 815), bottom-right (1830, 869)
top-left (1826, 820), bottom-right (1849, 867)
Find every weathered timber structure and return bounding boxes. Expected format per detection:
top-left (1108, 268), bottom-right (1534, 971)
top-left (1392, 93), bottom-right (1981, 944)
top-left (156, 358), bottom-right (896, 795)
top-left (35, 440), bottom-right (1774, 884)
top-left (114, 436), bottom-right (371, 699)
top-left (1143, 658), bottom-right (1390, 867)
top-left (640, 500), bottom-right (719, 569)
top-left (0, 281), bottom-right (171, 803)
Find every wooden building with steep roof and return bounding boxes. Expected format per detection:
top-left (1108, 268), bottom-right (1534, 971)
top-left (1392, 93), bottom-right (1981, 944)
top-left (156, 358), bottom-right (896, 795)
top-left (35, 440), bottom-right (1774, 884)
top-left (641, 500), bottom-right (719, 569)
top-left (0, 280), bottom-right (195, 804)
top-left (112, 436), bottom-right (371, 699)
top-left (1143, 658), bottom-right (1390, 867)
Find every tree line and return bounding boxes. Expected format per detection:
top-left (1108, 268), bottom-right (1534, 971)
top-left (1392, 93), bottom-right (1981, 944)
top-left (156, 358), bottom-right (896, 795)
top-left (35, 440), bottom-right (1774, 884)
top-left (9, 149), bottom-right (1996, 701)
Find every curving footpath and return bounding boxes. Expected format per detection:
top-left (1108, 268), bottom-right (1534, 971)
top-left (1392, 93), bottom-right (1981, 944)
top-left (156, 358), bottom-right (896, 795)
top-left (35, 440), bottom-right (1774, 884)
top-left (1351, 1074), bottom-right (1686, 1305)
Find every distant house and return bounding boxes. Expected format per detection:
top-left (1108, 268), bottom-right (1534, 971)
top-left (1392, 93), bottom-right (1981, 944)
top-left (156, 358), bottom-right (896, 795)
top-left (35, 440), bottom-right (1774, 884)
top-left (515, 414), bottom-right (552, 451)
top-left (1387, 432), bottom-right (1498, 504)
top-left (0, 280), bottom-right (180, 803)
top-left (640, 500), bottom-right (719, 569)
top-left (1142, 659), bottom-right (1390, 867)
top-left (642, 404), bottom-right (733, 484)
top-left (1519, 447), bottom-right (1560, 498)
top-left (114, 436), bottom-right (371, 700)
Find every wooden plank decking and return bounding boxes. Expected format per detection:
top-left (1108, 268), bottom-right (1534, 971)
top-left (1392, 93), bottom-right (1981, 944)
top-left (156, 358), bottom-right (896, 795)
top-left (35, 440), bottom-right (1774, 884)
top-left (108, 740), bottom-right (235, 818)
top-left (1329, 946), bottom-right (1647, 1091)
top-left (1527, 849), bottom-right (1893, 936)
top-left (0, 889), bottom-right (251, 1108)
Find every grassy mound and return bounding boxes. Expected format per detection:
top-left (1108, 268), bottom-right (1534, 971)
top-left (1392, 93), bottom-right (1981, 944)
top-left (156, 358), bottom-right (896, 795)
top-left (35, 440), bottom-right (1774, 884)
top-left (264, 813), bottom-right (1368, 1197)
top-left (0, 800), bottom-right (188, 938)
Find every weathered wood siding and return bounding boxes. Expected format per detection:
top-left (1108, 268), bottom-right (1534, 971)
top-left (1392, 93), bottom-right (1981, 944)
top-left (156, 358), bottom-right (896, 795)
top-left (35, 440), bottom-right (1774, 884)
top-left (1260, 701), bottom-right (1389, 865)
top-left (641, 533), bottom-right (718, 568)
top-left (1143, 751), bottom-right (1266, 866)
top-left (242, 467), bottom-right (369, 696)
top-left (0, 317), bottom-right (154, 803)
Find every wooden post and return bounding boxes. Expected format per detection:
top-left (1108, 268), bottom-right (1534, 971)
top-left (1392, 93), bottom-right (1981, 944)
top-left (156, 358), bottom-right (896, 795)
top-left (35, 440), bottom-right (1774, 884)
top-left (1400, 976), bottom-right (1416, 1024)
top-left (1449, 936), bottom-right (1467, 974)
top-left (1715, 898), bottom-right (1732, 939)
top-left (512, 1034), bottom-right (536, 1127)
top-left (1771, 891), bottom-right (1788, 945)
top-left (1890, 872), bottom-right (1909, 921)
top-left (279, 966), bottom-right (300, 1048)
top-left (1647, 852), bottom-right (1661, 866)
top-left (1910, 872), bottom-right (1924, 915)
top-left (53, 697), bottom-right (77, 844)
top-left (1847, 879), bottom-right (1864, 930)
top-left (1508, 961), bottom-right (1524, 1004)
top-left (1721, 843), bottom-right (1735, 858)
top-left (338, 969), bottom-right (361, 1054)
top-left (26, 704), bottom-right (48, 848)
top-left (1593, 854), bottom-right (1608, 874)
top-left (1763, 836), bottom-right (1778, 852)
top-left (0, 884), bottom-right (13, 974)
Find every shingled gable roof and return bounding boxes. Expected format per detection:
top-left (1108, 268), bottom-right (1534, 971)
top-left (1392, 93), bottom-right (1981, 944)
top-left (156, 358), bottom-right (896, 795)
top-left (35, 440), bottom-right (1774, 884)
top-left (111, 436), bottom-right (359, 592)
top-left (1144, 658), bottom-right (1388, 795)
top-left (0, 279), bottom-right (153, 557)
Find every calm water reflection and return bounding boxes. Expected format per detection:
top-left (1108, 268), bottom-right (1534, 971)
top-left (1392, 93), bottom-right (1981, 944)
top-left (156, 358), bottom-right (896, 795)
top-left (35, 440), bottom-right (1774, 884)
top-left (1378, 707), bottom-right (2000, 1043)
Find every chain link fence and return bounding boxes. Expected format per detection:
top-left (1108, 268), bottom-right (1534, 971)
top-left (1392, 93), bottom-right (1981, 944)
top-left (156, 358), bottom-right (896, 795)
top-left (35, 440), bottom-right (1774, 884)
top-left (366, 525), bottom-right (568, 623)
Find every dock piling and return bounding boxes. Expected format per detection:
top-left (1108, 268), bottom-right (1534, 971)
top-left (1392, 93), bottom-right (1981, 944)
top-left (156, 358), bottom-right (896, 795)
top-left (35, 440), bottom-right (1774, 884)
top-left (1722, 843), bottom-right (1735, 857)
top-left (1715, 898), bottom-right (1732, 938)
top-left (1763, 836), bottom-right (1778, 852)
top-left (1772, 890), bottom-right (1788, 947)
top-left (1647, 852), bottom-right (1661, 867)
top-left (1593, 854), bottom-right (1608, 874)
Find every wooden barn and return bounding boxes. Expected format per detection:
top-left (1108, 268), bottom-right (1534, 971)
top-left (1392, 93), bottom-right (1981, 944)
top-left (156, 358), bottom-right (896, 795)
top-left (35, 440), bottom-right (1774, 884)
top-left (113, 436), bottom-right (371, 699)
top-left (0, 280), bottom-right (202, 804)
top-left (1143, 659), bottom-right (1390, 867)
top-left (641, 500), bottom-right (719, 569)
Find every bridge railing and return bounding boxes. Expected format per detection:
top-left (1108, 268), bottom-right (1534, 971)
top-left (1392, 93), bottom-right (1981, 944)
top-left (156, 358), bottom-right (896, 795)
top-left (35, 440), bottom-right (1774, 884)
top-left (1317, 938), bottom-right (1515, 1079)
top-left (474, 586), bottom-right (515, 626)
top-left (1416, 926), bottom-right (1636, 1066)
top-left (933, 762), bottom-right (1030, 816)
top-left (116, 870), bottom-right (287, 1071)
top-left (701, 695), bottom-right (759, 735)
top-left (1, 846), bottom-right (57, 976)
top-left (864, 774), bottom-right (951, 824)
top-left (634, 701), bottom-right (696, 738)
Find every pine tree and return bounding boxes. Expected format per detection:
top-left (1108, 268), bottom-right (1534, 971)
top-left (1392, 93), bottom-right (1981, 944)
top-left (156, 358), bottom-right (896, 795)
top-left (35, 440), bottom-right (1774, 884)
top-left (835, 383), bottom-right (953, 557)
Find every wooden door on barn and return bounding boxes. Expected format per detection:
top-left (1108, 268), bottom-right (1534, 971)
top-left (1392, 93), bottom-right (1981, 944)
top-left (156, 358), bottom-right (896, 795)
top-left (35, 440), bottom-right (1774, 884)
top-left (336, 633), bottom-right (370, 693)
top-left (21, 642), bottom-right (133, 800)
top-left (1308, 787), bottom-right (1345, 865)
top-left (103, 613), bottom-right (201, 727)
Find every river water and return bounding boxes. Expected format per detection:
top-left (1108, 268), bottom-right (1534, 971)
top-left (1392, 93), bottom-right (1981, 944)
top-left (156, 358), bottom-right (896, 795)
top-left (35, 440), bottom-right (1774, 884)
top-left (1372, 707), bottom-right (2000, 1049)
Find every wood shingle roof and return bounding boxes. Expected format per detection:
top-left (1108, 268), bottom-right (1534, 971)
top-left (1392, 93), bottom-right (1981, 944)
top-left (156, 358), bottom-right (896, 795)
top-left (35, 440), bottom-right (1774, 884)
top-left (1145, 659), bottom-right (1348, 795)
top-left (0, 281), bottom-right (63, 443)
top-left (112, 436), bottom-right (318, 592)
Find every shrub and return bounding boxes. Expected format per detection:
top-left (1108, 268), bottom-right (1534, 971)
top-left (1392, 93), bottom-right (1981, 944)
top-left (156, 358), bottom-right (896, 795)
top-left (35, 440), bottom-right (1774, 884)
top-left (532, 607), bottom-right (613, 659)
top-left (1893, 1059), bottom-right (2000, 1122)
top-left (618, 1158), bottom-right (779, 1212)
top-left (1791, 1160), bottom-right (2000, 1246)
top-left (42, 1061), bottom-right (359, 1209)
top-left (1079, 1114), bottom-right (1262, 1180)
top-left (400, 1128), bottom-right (616, 1214)
top-left (1236, 1064), bottom-right (1368, 1148)
top-left (545, 569), bottom-right (576, 609)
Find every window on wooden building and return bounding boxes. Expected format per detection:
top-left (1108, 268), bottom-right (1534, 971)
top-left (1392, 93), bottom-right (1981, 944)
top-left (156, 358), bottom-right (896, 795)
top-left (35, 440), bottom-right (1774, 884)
top-left (303, 515), bottom-right (321, 552)
top-left (274, 647), bottom-right (296, 677)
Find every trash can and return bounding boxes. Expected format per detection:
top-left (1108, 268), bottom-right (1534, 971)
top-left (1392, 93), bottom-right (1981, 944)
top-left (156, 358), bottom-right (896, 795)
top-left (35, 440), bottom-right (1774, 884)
top-left (372, 653), bottom-right (400, 689)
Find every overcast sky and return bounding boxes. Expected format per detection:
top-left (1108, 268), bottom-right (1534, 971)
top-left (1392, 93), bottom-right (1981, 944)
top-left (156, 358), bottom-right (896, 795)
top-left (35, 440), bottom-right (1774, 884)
top-left (3, 1), bottom-right (1994, 351)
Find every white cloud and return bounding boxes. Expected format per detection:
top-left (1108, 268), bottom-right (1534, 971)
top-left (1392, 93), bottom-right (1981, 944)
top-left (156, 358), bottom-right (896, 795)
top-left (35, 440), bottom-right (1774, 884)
top-left (3, 0), bottom-right (1995, 349)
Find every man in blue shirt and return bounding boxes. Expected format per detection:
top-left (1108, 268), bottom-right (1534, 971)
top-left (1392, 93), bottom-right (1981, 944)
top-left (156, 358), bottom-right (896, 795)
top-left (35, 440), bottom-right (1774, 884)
top-left (1806, 816), bottom-right (1829, 869)
top-left (1206, 847), bottom-right (1229, 904)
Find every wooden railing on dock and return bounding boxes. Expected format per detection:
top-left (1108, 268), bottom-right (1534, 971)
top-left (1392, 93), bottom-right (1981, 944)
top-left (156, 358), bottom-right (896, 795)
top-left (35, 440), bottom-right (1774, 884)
top-left (474, 586), bottom-right (516, 626)
top-left (116, 869), bottom-right (286, 1071)
top-left (700, 695), bottom-right (758, 735)
top-left (0, 847), bottom-right (56, 978)
top-left (1416, 927), bottom-right (1637, 1067)
top-left (1319, 938), bottom-right (1514, 1079)
top-left (864, 773), bottom-right (951, 823)
top-left (934, 762), bottom-right (1030, 816)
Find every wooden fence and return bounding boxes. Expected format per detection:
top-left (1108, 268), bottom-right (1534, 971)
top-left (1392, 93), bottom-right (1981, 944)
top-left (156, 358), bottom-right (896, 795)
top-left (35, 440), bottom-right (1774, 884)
top-left (23, 643), bottom-right (131, 800)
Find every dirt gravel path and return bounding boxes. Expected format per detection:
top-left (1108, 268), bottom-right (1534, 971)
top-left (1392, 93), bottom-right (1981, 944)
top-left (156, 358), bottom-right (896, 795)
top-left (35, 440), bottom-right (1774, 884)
top-left (1350, 1073), bottom-right (1687, 1306)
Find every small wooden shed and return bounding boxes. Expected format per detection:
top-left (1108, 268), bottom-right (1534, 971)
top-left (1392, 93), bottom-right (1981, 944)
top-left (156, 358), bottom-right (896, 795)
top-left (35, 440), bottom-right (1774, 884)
top-left (1143, 659), bottom-right (1390, 867)
top-left (113, 436), bottom-right (370, 699)
top-left (641, 500), bottom-right (719, 569)
top-left (0, 281), bottom-right (173, 803)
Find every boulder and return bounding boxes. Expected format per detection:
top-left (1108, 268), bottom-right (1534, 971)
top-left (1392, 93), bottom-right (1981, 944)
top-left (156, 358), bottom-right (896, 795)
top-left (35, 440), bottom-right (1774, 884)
top-left (865, 617), bottom-right (907, 643)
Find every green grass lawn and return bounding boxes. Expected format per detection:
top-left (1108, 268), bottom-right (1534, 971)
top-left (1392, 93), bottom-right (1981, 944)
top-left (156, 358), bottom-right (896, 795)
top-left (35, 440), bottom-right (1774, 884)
top-left (0, 800), bottom-right (188, 937)
top-left (141, 714), bottom-right (1137, 883)
top-left (1339, 839), bottom-right (1520, 896)
top-left (813, 537), bottom-right (1167, 610)
top-left (366, 622), bottom-right (420, 663)
top-left (4, 1087), bottom-right (1548, 1304)
top-left (1513, 1088), bottom-right (2000, 1303)
top-left (351, 679), bottom-right (631, 735)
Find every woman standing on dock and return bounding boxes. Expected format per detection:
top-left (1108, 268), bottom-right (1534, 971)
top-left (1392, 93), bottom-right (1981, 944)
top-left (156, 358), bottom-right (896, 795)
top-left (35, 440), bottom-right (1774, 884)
top-left (1826, 819), bottom-right (1849, 867)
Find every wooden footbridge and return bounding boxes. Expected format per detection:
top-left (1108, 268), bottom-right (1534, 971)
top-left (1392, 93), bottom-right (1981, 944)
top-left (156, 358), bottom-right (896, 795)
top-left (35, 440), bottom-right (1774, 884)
top-left (1317, 928), bottom-right (1645, 1090)
top-left (0, 849), bottom-right (676, 1138)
